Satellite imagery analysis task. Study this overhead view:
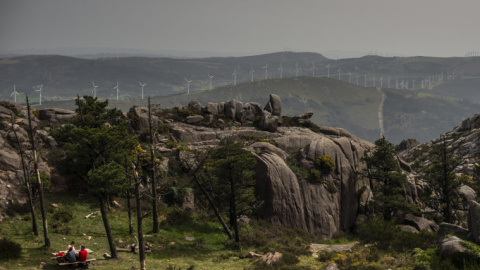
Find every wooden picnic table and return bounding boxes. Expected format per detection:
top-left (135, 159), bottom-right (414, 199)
top-left (51, 248), bottom-right (95, 263)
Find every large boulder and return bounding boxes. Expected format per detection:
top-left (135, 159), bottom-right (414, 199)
top-left (290, 112), bottom-right (313, 126)
top-left (203, 102), bottom-right (219, 116)
top-left (454, 114), bottom-right (480, 132)
top-left (0, 145), bottom-right (21, 172)
top-left (224, 100), bottom-right (237, 119)
top-left (259, 111), bottom-right (279, 132)
top-left (234, 100), bottom-right (243, 122)
top-left (264, 94), bottom-right (282, 117)
top-left (404, 214), bottom-right (439, 233)
top-left (185, 115), bottom-right (204, 124)
top-left (248, 127), bottom-right (372, 237)
top-left (188, 100), bottom-right (202, 114)
top-left (0, 101), bottom-right (23, 116)
top-left (437, 223), bottom-right (470, 243)
top-left (439, 236), bottom-right (467, 258)
top-left (468, 201), bottom-right (480, 244)
top-left (38, 108), bottom-right (76, 124)
top-left (459, 185), bottom-right (476, 204)
top-left (241, 103), bottom-right (260, 124)
top-left (128, 106), bottom-right (162, 133)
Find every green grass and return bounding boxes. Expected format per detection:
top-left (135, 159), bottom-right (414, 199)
top-left (0, 193), bottom-right (258, 270)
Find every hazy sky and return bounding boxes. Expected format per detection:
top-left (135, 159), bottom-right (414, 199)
top-left (1, 0), bottom-right (479, 57)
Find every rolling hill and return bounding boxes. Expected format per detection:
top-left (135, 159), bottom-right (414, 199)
top-left (34, 76), bottom-right (480, 144)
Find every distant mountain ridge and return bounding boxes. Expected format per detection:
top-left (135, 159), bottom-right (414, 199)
top-left (31, 77), bottom-right (480, 144)
top-left (2, 51), bottom-right (480, 143)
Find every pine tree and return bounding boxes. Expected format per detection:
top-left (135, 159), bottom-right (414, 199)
top-left (52, 95), bottom-right (136, 258)
top-left (363, 137), bottom-right (414, 220)
top-left (203, 138), bottom-right (258, 242)
top-left (422, 136), bottom-right (460, 223)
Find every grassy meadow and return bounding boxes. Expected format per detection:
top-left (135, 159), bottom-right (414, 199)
top-left (0, 192), bottom-right (332, 270)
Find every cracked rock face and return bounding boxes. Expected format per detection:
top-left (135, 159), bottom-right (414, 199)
top-left (172, 122), bottom-right (373, 237)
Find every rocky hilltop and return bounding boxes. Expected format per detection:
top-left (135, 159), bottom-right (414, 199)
top-left (0, 95), bottom-right (381, 237)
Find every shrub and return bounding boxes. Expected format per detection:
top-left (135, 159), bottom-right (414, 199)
top-left (315, 155), bottom-right (335, 175)
top-left (5, 202), bottom-right (30, 217)
top-left (177, 109), bottom-right (194, 118)
top-left (0, 238), bottom-right (22, 260)
top-left (279, 251), bottom-right (300, 265)
top-left (158, 123), bottom-right (172, 134)
top-left (308, 169), bottom-right (322, 184)
top-left (316, 250), bottom-right (336, 262)
top-left (324, 181), bottom-right (338, 194)
top-left (163, 208), bottom-right (193, 226)
top-left (357, 218), bottom-right (400, 250)
top-left (52, 208), bottom-right (74, 223)
top-left (358, 218), bottom-right (436, 252)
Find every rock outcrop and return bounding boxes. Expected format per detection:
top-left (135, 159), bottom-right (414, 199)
top-left (128, 106), bottom-right (162, 133)
top-left (0, 102), bottom-right (52, 207)
top-left (38, 108), bottom-right (76, 124)
top-left (404, 214), bottom-right (439, 233)
top-left (170, 120), bottom-right (372, 237)
top-left (176, 95), bottom-right (282, 132)
top-left (468, 201), bottom-right (480, 244)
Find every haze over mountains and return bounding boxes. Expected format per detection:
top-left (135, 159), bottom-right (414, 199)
top-left (1, 51), bottom-right (480, 143)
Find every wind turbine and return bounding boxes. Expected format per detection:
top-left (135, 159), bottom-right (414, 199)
top-left (278, 63), bottom-right (283, 78)
top-left (356, 74), bottom-right (360, 86)
top-left (364, 74), bottom-right (367, 87)
top-left (91, 81), bottom-right (99, 98)
top-left (10, 84), bottom-right (19, 102)
top-left (295, 63), bottom-right (299, 77)
top-left (208, 74), bottom-right (214, 90)
top-left (262, 64), bottom-right (268, 79)
top-left (232, 68), bottom-right (237, 85)
top-left (249, 66), bottom-right (255, 82)
top-left (138, 82), bottom-right (147, 99)
top-left (113, 81), bottom-right (120, 101)
top-left (326, 64), bottom-right (330, 78)
top-left (337, 67), bottom-right (341, 80)
top-left (34, 84), bottom-right (43, 105)
top-left (184, 78), bottom-right (192, 94)
top-left (311, 62), bottom-right (316, 77)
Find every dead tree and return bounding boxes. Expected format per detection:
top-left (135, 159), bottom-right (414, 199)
top-left (26, 96), bottom-right (50, 247)
top-left (148, 96), bottom-right (159, 233)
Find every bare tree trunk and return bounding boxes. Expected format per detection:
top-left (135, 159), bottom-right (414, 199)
top-left (99, 197), bottom-right (118, 259)
top-left (127, 190), bottom-right (134, 235)
top-left (10, 113), bottom-right (38, 236)
top-left (193, 174), bottom-right (234, 240)
top-left (229, 172), bottom-right (240, 242)
top-left (26, 96), bottom-right (50, 247)
top-left (132, 162), bottom-right (146, 270)
top-left (148, 96), bottom-right (159, 233)
top-left (124, 157), bottom-right (134, 235)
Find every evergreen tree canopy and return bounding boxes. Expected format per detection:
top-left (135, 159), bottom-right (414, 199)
top-left (200, 138), bottom-right (258, 242)
top-left (422, 136), bottom-right (460, 223)
top-left (363, 137), bottom-right (414, 220)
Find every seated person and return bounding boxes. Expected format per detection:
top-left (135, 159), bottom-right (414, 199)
top-left (67, 241), bottom-right (75, 251)
top-left (66, 247), bottom-right (76, 263)
top-left (79, 246), bottom-right (88, 262)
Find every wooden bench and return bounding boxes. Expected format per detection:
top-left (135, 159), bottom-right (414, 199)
top-left (58, 258), bottom-right (96, 268)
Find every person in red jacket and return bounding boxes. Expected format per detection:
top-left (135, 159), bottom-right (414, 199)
top-left (78, 245), bottom-right (88, 262)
